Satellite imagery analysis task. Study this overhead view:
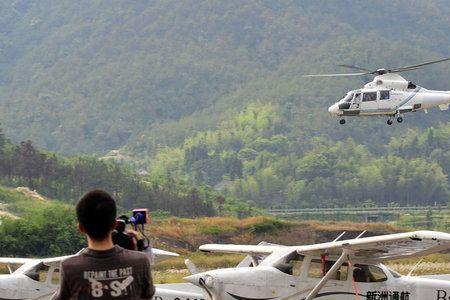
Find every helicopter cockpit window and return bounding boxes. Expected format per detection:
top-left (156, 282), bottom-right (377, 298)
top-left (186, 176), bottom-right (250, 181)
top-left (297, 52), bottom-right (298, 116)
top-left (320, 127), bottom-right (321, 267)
top-left (380, 91), bottom-right (390, 100)
top-left (274, 252), bottom-right (304, 276)
top-left (362, 92), bottom-right (377, 102)
top-left (408, 82), bottom-right (417, 89)
top-left (343, 93), bottom-right (354, 102)
top-left (353, 264), bottom-right (387, 283)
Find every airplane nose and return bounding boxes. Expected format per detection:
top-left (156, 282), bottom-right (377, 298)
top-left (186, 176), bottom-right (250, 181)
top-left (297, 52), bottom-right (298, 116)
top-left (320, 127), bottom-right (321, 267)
top-left (184, 273), bottom-right (202, 286)
top-left (184, 272), bottom-right (215, 287)
top-left (328, 104), bottom-right (339, 115)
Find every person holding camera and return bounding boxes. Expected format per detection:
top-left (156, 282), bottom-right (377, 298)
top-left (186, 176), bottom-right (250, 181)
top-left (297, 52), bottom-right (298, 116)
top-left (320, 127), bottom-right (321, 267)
top-left (52, 189), bottom-right (155, 300)
top-left (113, 218), bottom-right (137, 250)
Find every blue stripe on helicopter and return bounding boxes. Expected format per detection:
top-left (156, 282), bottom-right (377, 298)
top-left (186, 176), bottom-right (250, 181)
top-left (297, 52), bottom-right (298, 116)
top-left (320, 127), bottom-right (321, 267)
top-left (395, 87), bottom-right (421, 109)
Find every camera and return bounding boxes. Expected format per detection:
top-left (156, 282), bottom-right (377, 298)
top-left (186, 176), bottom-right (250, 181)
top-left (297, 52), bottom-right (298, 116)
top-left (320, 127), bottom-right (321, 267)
top-left (118, 208), bottom-right (149, 229)
top-left (132, 208), bottom-right (150, 226)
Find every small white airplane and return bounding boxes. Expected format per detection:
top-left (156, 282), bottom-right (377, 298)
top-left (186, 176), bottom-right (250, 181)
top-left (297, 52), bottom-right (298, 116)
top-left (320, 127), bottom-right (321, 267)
top-left (185, 230), bottom-right (450, 300)
top-left (0, 248), bottom-right (187, 300)
top-left (304, 58), bottom-right (450, 125)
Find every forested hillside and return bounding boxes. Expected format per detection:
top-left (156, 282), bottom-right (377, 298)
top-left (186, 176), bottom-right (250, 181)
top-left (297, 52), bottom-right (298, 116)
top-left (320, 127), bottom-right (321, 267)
top-left (0, 0), bottom-right (449, 154)
top-left (0, 1), bottom-right (449, 210)
top-left (145, 103), bottom-right (450, 208)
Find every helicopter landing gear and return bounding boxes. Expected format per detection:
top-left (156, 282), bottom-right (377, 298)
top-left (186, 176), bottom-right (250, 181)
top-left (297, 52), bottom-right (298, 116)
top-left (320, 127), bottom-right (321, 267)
top-left (339, 119), bottom-right (346, 125)
top-left (387, 119), bottom-right (393, 125)
top-left (397, 116), bottom-right (403, 123)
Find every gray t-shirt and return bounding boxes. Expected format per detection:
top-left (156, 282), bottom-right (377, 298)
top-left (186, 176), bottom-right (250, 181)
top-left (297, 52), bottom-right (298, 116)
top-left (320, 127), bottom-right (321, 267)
top-left (52, 245), bottom-right (155, 300)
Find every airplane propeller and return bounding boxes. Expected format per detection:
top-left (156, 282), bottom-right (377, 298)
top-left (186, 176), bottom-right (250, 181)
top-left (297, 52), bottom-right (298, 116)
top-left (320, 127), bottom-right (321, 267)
top-left (304, 57), bottom-right (450, 77)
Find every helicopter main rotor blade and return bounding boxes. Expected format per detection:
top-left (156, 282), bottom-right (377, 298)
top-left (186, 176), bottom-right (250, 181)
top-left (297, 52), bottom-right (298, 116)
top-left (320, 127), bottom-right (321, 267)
top-left (389, 57), bottom-right (450, 73)
top-left (337, 64), bottom-right (372, 72)
top-left (304, 57), bottom-right (450, 78)
top-left (303, 72), bottom-right (368, 77)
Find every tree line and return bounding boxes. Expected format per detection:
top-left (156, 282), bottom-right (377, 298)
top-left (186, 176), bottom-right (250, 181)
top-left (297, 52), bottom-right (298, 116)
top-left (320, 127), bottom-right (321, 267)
top-left (0, 128), bottom-right (218, 217)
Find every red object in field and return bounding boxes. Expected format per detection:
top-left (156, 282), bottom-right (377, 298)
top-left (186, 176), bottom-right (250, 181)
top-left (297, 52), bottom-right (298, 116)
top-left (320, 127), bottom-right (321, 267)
top-left (132, 208), bottom-right (150, 224)
top-left (321, 254), bottom-right (326, 276)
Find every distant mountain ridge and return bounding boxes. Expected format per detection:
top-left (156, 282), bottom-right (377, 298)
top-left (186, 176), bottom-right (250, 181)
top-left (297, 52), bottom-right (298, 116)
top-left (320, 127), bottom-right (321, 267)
top-left (0, 0), bottom-right (449, 154)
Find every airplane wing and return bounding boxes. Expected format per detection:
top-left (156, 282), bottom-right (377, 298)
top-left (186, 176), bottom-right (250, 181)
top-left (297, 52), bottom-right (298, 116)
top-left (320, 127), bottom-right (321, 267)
top-left (0, 247), bottom-right (178, 275)
top-left (42, 254), bottom-right (77, 267)
top-left (152, 248), bottom-right (179, 263)
top-left (41, 248), bottom-right (179, 266)
top-left (0, 257), bottom-right (35, 265)
top-left (156, 283), bottom-right (206, 299)
top-left (199, 244), bottom-right (284, 255)
top-left (296, 230), bottom-right (450, 261)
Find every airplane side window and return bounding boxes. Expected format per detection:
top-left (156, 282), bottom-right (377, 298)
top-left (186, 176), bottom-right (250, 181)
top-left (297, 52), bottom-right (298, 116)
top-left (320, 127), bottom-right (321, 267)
top-left (291, 258), bottom-right (304, 276)
top-left (51, 268), bottom-right (60, 285)
top-left (308, 259), bottom-right (348, 281)
top-left (380, 91), bottom-right (390, 100)
top-left (353, 264), bottom-right (387, 282)
top-left (362, 92), bottom-right (377, 102)
top-left (368, 265), bottom-right (388, 282)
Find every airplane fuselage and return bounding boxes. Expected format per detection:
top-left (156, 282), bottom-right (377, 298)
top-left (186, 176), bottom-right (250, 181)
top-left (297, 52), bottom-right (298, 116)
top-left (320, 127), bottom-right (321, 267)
top-left (188, 266), bottom-right (450, 300)
top-left (0, 274), bottom-right (56, 299)
top-left (186, 253), bottom-right (450, 300)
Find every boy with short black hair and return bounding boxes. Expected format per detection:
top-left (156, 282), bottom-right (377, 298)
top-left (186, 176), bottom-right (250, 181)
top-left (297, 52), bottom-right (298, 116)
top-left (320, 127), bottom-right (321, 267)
top-left (52, 189), bottom-right (155, 300)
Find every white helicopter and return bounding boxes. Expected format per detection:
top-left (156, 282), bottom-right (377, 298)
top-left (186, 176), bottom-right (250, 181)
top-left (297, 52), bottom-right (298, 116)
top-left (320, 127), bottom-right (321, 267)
top-left (185, 230), bottom-right (450, 300)
top-left (0, 248), bottom-right (185, 300)
top-left (305, 58), bottom-right (450, 125)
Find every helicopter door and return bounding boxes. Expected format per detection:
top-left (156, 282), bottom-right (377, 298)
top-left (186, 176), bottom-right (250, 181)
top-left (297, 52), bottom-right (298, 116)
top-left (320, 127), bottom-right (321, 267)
top-left (350, 93), bottom-right (361, 109)
top-left (361, 92), bottom-right (377, 111)
top-left (378, 90), bottom-right (391, 111)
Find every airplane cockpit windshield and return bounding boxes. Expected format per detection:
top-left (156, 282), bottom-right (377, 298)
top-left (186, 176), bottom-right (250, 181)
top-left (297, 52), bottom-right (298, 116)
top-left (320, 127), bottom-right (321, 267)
top-left (273, 251), bottom-right (304, 276)
top-left (24, 262), bottom-right (60, 285)
top-left (24, 262), bottom-right (48, 282)
top-left (386, 266), bottom-right (402, 278)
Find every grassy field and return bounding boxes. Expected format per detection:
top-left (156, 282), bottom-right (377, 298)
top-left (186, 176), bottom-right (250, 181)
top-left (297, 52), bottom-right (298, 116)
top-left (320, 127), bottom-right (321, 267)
top-left (153, 253), bottom-right (244, 283)
top-left (147, 217), bottom-right (398, 253)
top-left (273, 208), bottom-right (450, 232)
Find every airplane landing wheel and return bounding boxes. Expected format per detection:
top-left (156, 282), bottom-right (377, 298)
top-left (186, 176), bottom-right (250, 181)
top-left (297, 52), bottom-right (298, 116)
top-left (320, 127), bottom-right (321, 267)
top-left (339, 119), bottom-right (346, 125)
top-left (387, 119), bottom-right (393, 125)
top-left (397, 117), bottom-right (403, 123)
